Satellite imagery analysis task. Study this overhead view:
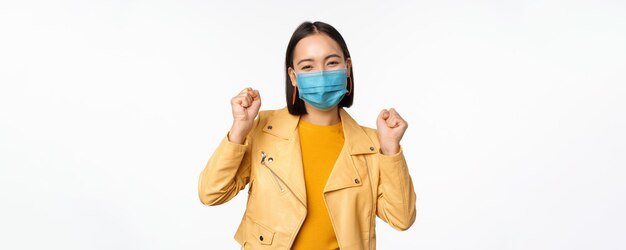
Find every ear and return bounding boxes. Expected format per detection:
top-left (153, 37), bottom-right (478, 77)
top-left (288, 67), bottom-right (298, 87)
top-left (345, 57), bottom-right (352, 77)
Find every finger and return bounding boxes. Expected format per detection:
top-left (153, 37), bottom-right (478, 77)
top-left (233, 88), bottom-right (250, 104)
top-left (389, 108), bottom-right (405, 121)
top-left (398, 119), bottom-right (408, 128)
top-left (239, 89), bottom-right (250, 97)
top-left (386, 114), bottom-right (398, 128)
top-left (252, 89), bottom-right (261, 102)
top-left (243, 94), bottom-right (252, 105)
top-left (245, 88), bottom-right (255, 98)
top-left (240, 97), bottom-right (250, 108)
top-left (388, 108), bottom-right (397, 116)
top-left (239, 87), bottom-right (251, 95)
top-left (250, 90), bottom-right (260, 103)
top-left (378, 109), bottom-right (390, 121)
top-left (233, 95), bottom-right (250, 107)
top-left (249, 89), bottom-right (259, 98)
top-left (251, 93), bottom-right (261, 108)
top-left (389, 108), bottom-right (406, 124)
top-left (238, 90), bottom-right (253, 104)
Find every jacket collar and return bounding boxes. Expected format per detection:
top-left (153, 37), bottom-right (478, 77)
top-left (260, 107), bottom-right (378, 206)
top-left (262, 107), bottom-right (377, 155)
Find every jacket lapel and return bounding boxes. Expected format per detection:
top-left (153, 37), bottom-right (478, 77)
top-left (261, 108), bottom-right (307, 206)
top-left (260, 107), bottom-right (378, 206)
top-left (323, 109), bottom-right (377, 193)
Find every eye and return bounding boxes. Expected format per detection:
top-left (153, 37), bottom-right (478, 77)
top-left (327, 61), bottom-right (339, 66)
top-left (301, 65), bottom-right (313, 70)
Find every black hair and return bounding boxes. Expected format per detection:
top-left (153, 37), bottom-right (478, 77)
top-left (285, 21), bottom-right (354, 115)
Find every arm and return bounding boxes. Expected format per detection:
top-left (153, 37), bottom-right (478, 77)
top-left (197, 118), bottom-right (259, 206)
top-left (198, 87), bottom-right (261, 206)
top-left (375, 148), bottom-right (417, 230)
top-left (374, 108), bottom-right (417, 230)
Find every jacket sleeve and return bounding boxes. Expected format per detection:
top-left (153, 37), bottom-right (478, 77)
top-left (198, 117), bottom-right (259, 206)
top-left (375, 147), bottom-right (417, 231)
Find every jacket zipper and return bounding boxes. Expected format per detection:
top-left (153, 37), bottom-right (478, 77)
top-left (267, 168), bottom-right (307, 249)
top-left (269, 169), bottom-right (284, 192)
top-left (261, 151), bottom-right (284, 192)
top-left (260, 151), bottom-right (307, 249)
top-left (260, 151), bottom-right (309, 249)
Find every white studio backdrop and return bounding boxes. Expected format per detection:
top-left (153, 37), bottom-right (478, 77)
top-left (1, 0), bottom-right (625, 249)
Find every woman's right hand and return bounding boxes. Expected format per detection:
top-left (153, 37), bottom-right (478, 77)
top-left (228, 87), bottom-right (261, 144)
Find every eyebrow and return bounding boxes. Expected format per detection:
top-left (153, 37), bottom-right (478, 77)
top-left (296, 54), bottom-right (342, 65)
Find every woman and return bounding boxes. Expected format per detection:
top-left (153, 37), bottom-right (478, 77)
top-left (198, 21), bottom-right (416, 250)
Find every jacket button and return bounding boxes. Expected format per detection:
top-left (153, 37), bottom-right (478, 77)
top-left (354, 179), bottom-right (360, 184)
top-left (259, 235), bottom-right (264, 241)
top-left (369, 146), bottom-right (375, 151)
top-left (267, 125), bottom-right (273, 129)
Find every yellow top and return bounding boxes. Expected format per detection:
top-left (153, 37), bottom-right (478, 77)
top-left (292, 118), bottom-right (344, 250)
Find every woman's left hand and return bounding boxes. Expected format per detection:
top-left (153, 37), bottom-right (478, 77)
top-left (376, 108), bottom-right (408, 155)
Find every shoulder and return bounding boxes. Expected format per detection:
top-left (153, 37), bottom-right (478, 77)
top-left (257, 109), bottom-right (275, 121)
top-left (257, 107), bottom-right (288, 121)
top-left (253, 110), bottom-right (274, 129)
top-left (252, 107), bottom-right (292, 130)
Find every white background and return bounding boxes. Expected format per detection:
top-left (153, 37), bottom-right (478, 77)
top-left (1, 0), bottom-right (625, 249)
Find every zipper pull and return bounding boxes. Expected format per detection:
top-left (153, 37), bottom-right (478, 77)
top-left (260, 151), bottom-right (267, 164)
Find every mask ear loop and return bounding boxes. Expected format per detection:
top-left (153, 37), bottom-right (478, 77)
top-left (346, 75), bottom-right (353, 96)
top-left (291, 69), bottom-right (298, 105)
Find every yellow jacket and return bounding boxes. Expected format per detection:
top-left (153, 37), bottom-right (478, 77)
top-left (198, 107), bottom-right (417, 249)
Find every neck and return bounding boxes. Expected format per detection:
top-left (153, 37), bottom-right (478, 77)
top-left (301, 104), bottom-right (341, 126)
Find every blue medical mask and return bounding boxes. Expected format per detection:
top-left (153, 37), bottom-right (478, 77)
top-left (295, 68), bottom-right (348, 111)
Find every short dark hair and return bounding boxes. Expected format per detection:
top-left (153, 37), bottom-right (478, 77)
top-left (285, 21), bottom-right (354, 115)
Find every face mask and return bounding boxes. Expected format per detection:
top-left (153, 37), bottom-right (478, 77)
top-left (295, 68), bottom-right (348, 111)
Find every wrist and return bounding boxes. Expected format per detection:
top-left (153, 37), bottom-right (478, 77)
top-left (380, 142), bottom-right (400, 155)
top-left (230, 121), bottom-right (251, 133)
top-left (227, 131), bottom-right (245, 144)
top-left (228, 124), bottom-right (250, 145)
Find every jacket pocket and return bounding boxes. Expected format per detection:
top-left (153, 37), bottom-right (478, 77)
top-left (253, 220), bottom-right (275, 245)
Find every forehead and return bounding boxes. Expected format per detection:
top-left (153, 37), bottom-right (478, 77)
top-left (293, 33), bottom-right (344, 61)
